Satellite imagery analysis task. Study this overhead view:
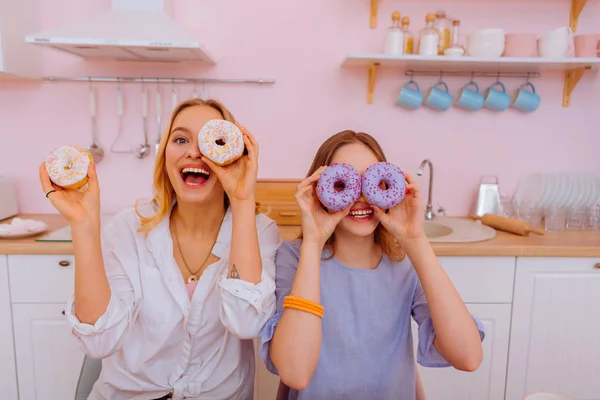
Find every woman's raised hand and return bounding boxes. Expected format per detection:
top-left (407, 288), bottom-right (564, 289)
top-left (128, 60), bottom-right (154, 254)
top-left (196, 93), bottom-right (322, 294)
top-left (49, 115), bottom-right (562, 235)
top-left (38, 162), bottom-right (101, 226)
top-left (295, 166), bottom-right (350, 247)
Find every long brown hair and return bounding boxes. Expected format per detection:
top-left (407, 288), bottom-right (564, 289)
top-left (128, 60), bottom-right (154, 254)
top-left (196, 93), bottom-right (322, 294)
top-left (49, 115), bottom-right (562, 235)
top-left (303, 130), bottom-right (405, 262)
top-left (135, 98), bottom-right (258, 234)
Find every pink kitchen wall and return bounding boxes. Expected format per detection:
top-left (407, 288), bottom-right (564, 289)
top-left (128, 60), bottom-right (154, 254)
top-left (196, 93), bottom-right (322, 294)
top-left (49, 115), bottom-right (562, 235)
top-left (0, 0), bottom-right (599, 216)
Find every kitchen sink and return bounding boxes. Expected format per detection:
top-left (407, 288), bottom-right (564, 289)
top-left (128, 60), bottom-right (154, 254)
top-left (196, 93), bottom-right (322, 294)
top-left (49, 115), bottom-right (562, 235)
top-left (423, 217), bottom-right (496, 243)
top-left (424, 221), bottom-right (454, 238)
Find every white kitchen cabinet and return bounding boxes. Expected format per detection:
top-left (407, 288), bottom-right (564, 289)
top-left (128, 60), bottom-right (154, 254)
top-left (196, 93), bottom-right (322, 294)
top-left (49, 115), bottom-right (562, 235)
top-left (436, 256), bottom-right (516, 304)
top-left (12, 303), bottom-right (85, 400)
top-left (0, 0), bottom-right (43, 79)
top-left (4, 252), bottom-right (599, 400)
top-left (0, 255), bottom-right (18, 399)
top-left (8, 254), bottom-right (75, 303)
top-left (412, 257), bottom-right (515, 400)
top-left (414, 303), bottom-right (512, 400)
top-left (506, 257), bottom-right (600, 400)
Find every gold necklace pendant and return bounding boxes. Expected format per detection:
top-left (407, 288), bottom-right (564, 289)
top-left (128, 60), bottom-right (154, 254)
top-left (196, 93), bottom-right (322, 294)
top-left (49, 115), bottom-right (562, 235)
top-left (187, 275), bottom-right (198, 284)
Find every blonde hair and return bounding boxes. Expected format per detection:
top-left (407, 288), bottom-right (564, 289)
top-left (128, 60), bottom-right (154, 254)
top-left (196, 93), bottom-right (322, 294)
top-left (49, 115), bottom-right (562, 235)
top-left (302, 130), bottom-right (405, 262)
top-left (135, 98), bottom-right (258, 234)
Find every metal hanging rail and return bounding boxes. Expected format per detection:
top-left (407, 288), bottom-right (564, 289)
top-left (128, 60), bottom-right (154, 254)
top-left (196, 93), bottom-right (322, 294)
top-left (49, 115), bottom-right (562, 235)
top-left (43, 76), bottom-right (276, 84)
top-left (405, 70), bottom-right (540, 79)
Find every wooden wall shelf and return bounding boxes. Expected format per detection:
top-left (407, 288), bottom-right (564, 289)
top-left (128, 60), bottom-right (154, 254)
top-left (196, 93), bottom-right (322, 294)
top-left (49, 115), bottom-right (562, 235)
top-left (341, 54), bottom-right (600, 107)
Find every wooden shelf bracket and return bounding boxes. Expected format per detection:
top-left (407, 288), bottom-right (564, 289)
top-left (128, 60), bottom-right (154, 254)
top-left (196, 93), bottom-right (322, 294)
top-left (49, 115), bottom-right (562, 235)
top-left (367, 63), bottom-right (379, 104)
top-left (563, 66), bottom-right (591, 107)
top-left (370, 0), bottom-right (379, 28)
top-left (570, 0), bottom-right (587, 31)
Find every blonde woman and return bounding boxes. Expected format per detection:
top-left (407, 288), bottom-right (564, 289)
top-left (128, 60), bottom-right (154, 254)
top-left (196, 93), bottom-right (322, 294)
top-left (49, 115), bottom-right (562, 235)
top-left (39, 99), bottom-right (281, 400)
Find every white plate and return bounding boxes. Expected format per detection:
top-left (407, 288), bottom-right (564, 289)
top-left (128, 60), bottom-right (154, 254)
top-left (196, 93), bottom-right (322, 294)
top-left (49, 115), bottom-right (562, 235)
top-left (0, 227), bottom-right (48, 240)
top-left (515, 173), bottom-right (545, 205)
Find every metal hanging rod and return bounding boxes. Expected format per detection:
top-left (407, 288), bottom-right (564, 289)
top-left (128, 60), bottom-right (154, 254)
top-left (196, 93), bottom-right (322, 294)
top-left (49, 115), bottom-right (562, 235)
top-left (43, 76), bottom-right (276, 84)
top-left (405, 70), bottom-right (540, 78)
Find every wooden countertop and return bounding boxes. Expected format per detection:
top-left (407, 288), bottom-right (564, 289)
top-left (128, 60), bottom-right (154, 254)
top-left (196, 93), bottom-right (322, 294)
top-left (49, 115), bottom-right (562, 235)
top-left (1, 214), bottom-right (599, 257)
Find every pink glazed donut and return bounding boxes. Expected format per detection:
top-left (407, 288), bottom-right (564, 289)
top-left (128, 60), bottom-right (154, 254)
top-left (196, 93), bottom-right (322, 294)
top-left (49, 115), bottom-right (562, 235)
top-left (361, 162), bottom-right (406, 209)
top-left (316, 163), bottom-right (361, 212)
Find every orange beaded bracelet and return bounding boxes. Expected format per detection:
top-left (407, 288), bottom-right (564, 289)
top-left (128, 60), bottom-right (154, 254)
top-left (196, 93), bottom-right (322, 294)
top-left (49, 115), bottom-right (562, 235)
top-left (283, 295), bottom-right (325, 319)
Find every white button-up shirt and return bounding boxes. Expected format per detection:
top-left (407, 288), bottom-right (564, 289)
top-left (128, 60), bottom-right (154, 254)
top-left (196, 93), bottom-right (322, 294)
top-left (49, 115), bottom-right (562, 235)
top-left (65, 203), bottom-right (281, 400)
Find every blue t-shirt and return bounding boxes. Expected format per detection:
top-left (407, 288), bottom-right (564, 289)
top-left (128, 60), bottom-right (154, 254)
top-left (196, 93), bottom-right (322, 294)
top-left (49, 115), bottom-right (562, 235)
top-left (260, 239), bottom-right (485, 400)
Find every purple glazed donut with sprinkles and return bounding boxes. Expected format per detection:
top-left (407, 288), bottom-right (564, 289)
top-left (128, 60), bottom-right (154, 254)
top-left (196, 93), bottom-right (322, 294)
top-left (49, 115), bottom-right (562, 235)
top-left (362, 162), bottom-right (406, 209)
top-left (316, 163), bottom-right (362, 212)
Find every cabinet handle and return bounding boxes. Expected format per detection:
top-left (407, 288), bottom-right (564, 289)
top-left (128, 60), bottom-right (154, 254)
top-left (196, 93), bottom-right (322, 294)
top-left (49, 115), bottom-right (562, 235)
top-left (58, 260), bottom-right (71, 267)
top-left (279, 212), bottom-right (298, 217)
top-left (595, 263), bottom-right (600, 269)
top-left (61, 310), bottom-right (65, 315)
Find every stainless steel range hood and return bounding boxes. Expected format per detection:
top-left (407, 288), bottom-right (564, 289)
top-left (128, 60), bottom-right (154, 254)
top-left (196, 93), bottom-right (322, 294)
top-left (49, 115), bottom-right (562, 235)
top-left (25, 0), bottom-right (215, 63)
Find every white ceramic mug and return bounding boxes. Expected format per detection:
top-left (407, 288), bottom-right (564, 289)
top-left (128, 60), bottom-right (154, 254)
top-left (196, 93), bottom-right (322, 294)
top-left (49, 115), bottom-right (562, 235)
top-left (538, 26), bottom-right (573, 57)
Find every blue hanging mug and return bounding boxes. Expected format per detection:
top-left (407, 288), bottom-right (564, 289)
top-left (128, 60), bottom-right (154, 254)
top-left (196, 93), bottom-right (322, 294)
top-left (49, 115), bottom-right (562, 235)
top-left (456, 80), bottom-right (485, 111)
top-left (425, 81), bottom-right (453, 111)
top-left (396, 80), bottom-right (424, 110)
top-left (511, 81), bottom-right (541, 112)
top-left (484, 81), bottom-right (511, 111)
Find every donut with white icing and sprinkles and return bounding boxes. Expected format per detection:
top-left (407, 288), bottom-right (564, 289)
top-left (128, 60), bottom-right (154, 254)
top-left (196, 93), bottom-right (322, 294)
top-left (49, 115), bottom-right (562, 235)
top-left (316, 163), bottom-right (361, 212)
top-left (361, 162), bottom-right (406, 209)
top-left (45, 145), bottom-right (93, 189)
top-left (198, 119), bottom-right (244, 166)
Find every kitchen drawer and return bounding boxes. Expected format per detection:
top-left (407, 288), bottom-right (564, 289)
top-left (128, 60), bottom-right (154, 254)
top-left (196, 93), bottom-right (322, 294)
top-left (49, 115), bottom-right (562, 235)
top-left (8, 254), bottom-right (75, 303)
top-left (255, 180), bottom-right (299, 203)
top-left (438, 256), bottom-right (516, 304)
top-left (255, 180), bottom-right (302, 226)
top-left (258, 201), bottom-right (302, 226)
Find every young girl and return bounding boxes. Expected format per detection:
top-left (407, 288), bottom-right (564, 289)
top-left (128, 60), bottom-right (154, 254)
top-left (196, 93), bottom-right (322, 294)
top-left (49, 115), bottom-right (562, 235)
top-left (39, 99), bottom-right (281, 400)
top-left (259, 130), bottom-right (485, 399)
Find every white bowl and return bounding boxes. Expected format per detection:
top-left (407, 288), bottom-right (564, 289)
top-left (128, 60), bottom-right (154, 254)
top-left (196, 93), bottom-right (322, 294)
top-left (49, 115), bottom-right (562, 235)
top-left (467, 29), bottom-right (506, 57)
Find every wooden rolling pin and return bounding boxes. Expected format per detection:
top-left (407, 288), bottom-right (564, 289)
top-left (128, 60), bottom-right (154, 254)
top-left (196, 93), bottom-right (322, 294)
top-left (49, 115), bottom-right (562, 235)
top-left (470, 213), bottom-right (545, 236)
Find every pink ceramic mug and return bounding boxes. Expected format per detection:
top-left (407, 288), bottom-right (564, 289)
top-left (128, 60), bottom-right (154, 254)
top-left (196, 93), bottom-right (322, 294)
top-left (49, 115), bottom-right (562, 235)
top-left (504, 33), bottom-right (538, 57)
top-left (574, 34), bottom-right (600, 57)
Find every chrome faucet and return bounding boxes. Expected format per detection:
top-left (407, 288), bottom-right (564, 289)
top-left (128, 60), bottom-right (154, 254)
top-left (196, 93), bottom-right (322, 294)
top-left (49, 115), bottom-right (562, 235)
top-left (417, 159), bottom-right (435, 220)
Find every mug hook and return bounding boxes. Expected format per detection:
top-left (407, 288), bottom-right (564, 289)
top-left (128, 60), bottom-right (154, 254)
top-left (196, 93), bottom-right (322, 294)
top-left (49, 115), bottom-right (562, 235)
top-left (496, 72), bottom-right (501, 82)
top-left (438, 71), bottom-right (444, 83)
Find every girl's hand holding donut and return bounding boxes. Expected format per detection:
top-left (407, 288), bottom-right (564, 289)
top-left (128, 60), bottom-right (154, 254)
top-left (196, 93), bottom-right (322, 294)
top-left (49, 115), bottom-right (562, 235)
top-left (296, 166), bottom-right (350, 247)
top-left (202, 122), bottom-right (258, 205)
top-left (38, 161), bottom-right (101, 227)
top-left (373, 172), bottom-right (426, 246)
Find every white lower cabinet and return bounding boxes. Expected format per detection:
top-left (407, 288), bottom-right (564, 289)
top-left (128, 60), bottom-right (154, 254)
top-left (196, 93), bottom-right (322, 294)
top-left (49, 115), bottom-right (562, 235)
top-left (506, 257), bottom-right (600, 400)
top-left (0, 255), bottom-right (18, 400)
top-left (414, 303), bottom-right (512, 400)
top-left (5, 254), bottom-right (600, 400)
top-left (12, 303), bottom-right (85, 400)
top-left (411, 256), bottom-right (514, 400)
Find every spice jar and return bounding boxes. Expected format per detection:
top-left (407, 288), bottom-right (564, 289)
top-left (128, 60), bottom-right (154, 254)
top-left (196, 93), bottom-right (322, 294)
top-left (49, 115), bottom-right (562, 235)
top-left (434, 10), bottom-right (452, 55)
top-left (401, 16), bottom-right (414, 55)
top-left (383, 11), bottom-right (404, 55)
top-left (418, 13), bottom-right (439, 56)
